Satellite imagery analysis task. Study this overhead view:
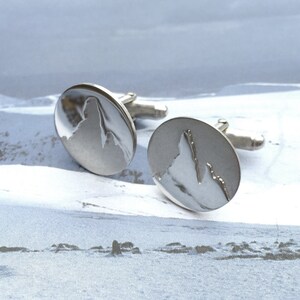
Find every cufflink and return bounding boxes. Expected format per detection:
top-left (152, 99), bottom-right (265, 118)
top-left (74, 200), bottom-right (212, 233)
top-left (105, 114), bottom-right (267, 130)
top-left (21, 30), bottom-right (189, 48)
top-left (54, 83), bottom-right (167, 176)
top-left (147, 117), bottom-right (264, 212)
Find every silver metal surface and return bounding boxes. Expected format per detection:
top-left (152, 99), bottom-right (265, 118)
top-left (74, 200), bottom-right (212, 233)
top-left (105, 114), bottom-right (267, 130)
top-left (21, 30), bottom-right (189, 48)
top-left (126, 100), bottom-right (168, 120)
top-left (54, 83), bottom-right (137, 176)
top-left (148, 117), bottom-right (241, 212)
top-left (215, 119), bottom-right (265, 151)
top-left (119, 92), bottom-right (168, 120)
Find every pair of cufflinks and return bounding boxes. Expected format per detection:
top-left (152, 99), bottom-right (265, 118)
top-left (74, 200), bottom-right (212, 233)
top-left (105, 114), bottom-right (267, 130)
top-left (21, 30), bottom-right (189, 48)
top-left (54, 83), bottom-right (264, 213)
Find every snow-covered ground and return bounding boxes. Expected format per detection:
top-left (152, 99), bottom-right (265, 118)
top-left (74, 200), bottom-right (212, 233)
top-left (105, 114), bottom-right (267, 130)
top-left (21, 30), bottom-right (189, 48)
top-left (0, 84), bottom-right (299, 298)
top-left (0, 204), bottom-right (299, 299)
top-left (0, 85), bottom-right (299, 225)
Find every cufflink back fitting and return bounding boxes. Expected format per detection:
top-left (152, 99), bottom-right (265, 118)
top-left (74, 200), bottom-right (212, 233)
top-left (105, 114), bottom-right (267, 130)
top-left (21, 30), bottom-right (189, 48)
top-left (54, 83), bottom-right (167, 176)
top-left (147, 117), bottom-right (265, 212)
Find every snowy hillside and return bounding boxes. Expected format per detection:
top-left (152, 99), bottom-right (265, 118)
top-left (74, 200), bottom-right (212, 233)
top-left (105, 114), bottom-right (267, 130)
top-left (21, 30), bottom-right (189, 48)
top-left (0, 84), bottom-right (299, 225)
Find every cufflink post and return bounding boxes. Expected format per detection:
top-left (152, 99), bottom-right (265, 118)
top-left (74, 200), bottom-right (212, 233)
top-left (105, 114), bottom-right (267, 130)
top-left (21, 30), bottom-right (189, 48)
top-left (215, 119), bottom-right (265, 151)
top-left (118, 93), bottom-right (168, 120)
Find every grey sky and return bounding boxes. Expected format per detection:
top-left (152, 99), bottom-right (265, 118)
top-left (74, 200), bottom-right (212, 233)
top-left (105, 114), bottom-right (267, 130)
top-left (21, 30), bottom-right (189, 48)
top-left (0, 1), bottom-right (299, 97)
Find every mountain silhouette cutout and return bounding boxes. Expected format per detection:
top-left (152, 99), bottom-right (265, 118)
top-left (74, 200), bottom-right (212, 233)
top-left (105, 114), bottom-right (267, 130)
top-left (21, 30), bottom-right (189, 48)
top-left (155, 130), bottom-right (230, 211)
top-left (62, 97), bottom-right (131, 175)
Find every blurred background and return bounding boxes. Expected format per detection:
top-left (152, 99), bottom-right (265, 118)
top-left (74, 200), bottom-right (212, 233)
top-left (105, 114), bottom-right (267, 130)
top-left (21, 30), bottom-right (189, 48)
top-left (0, 0), bottom-right (300, 98)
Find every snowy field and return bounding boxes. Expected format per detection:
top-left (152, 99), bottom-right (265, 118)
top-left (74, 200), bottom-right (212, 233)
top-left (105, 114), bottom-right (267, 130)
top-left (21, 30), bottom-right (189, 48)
top-left (0, 85), bottom-right (299, 299)
top-left (0, 205), bottom-right (299, 299)
top-left (0, 86), bottom-right (299, 225)
top-left (0, 1), bottom-right (300, 299)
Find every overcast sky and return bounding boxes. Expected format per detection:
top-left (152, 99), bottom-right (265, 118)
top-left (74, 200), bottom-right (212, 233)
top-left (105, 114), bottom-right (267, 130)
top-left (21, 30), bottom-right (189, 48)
top-left (0, 1), bottom-right (300, 97)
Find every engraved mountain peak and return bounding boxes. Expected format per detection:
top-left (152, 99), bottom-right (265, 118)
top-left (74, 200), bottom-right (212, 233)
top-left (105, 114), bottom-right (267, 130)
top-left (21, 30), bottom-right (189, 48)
top-left (62, 97), bottom-right (130, 175)
top-left (155, 130), bottom-right (230, 211)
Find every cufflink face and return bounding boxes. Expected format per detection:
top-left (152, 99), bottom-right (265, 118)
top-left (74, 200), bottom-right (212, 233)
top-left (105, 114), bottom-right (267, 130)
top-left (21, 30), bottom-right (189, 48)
top-left (148, 117), bottom-right (241, 212)
top-left (54, 83), bottom-right (136, 176)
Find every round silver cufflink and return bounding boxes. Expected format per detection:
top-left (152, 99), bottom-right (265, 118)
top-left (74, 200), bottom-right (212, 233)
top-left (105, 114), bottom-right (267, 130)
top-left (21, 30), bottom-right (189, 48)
top-left (54, 83), bottom-right (167, 176)
top-left (147, 117), bottom-right (265, 212)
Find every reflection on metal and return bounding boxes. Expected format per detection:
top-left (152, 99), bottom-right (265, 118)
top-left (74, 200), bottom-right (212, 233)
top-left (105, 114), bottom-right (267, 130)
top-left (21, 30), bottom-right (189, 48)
top-left (214, 119), bottom-right (265, 151)
top-left (183, 129), bottom-right (230, 201)
top-left (62, 95), bottom-right (85, 127)
top-left (206, 162), bottom-right (230, 201)
top-left (183, 129), bottom-right (203, 184)
top-left (148, 117), bottom-right (241, 212)
top-left (154, 129), bottom-right (231, 208)
top-left (79, 97), bottom-right (129, 160)
top-left (54, 84), bottom-right (139, 175)
top-left (61, 96), bottom-right (131, 174)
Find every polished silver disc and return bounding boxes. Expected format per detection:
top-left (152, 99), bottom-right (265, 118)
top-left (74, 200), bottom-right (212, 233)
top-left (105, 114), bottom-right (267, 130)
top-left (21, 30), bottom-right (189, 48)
top-left (54, 83), bottom-right (136, 175)
top-left (148, 117), bottom-right (241, 212)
